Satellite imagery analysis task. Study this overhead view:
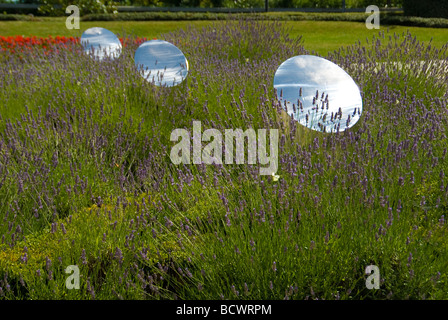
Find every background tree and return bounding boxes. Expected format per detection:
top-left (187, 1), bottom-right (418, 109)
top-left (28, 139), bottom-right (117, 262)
top-left (36, 0), bottom-right (117, 16)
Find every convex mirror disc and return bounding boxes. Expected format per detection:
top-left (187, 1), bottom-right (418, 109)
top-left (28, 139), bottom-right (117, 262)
top-left (274, 55), bottom-right (363, 133)
top-left (81, 27), bottom-right (122, 61)
top-left (134, 40), bottom-right (189, 87)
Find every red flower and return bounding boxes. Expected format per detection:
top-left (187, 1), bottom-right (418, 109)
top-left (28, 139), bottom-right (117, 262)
top-left (0, 35), bottom-right (153, 55)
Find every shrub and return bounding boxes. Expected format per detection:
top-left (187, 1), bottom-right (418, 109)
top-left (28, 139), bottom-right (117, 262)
top-left (37, 0), bottom-right (117, 16)
top-left (403, 0), bottom-right (448, 18)
top-left (0, 13), bottom-right (37, 20)
top-left (80, 10), bottom-right (448, 28)
top-left (222, 0), bottom-right (264, 8)
top-left (346, 0), bottom-right (403, 7)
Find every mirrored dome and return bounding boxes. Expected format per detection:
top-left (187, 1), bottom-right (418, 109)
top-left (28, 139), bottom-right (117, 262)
top-left (274, 55), bottom-right (363, 133)
top-left (134, 40), bottom-right (189, 87)
top-left (80, 27), bottom-right (122, 61)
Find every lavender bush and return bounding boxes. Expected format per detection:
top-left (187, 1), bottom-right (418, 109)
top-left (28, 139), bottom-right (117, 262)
top-left (0, 20), bottom-right (447, 300)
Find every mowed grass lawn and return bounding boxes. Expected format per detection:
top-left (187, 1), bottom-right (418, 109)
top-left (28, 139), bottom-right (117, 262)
top-left (1, 18), bottom-right (447, 55)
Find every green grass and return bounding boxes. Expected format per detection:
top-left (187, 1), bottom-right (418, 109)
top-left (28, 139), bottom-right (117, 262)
top-left (289, 21), bottom-right (448, 55)
top-left (1, 18), bottom-right (447, 55)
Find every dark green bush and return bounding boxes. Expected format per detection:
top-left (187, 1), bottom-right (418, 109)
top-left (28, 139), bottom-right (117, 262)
top-left (82, 11), bottom-right (231, 20)
top-left (0, 13), bottom-right (37, 20)
top-left (382, 14), bottom-right (448, 27)
top-left (346, 0), bottom-right (403, 7)
top-left (125, 0), bottom-right (404, 8)
top-left (80, 10), bottom-right (448, 28)
top-left (37, 0), bottom-right (117, 16)
top-left (403, 0), bottom-right (448, 18)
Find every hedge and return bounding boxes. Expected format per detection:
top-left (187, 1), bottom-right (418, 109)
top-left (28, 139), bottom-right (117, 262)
top-left (403, 0), bottom-right (448, 19)
top-left (0, 13), bottom-right (37, 21)
top-left (2, 10), bottom-right (448, 28)
top-left (80, 11), bottom-right (448, 28)
top-left (81, 11), bottom-right (396, 21)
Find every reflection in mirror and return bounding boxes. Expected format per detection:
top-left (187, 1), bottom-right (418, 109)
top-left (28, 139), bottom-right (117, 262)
top-left (274, 55), bottom-right (363, 133)
top-left (80, 27), bottom-right (122, 61)
top-left (134, 40), bottom-right (189, 87)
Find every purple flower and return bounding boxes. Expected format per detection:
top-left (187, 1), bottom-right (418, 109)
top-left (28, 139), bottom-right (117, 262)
top-left (231, 285), bottom-right (239, 297)
top-left (86, 280), bottom-right (95, 299)
top-left (81, 249), bottom-right (87, 265)
top-left (250, 238), bottom-right (255, 251)
top-left (60, 223), bottom-right (67, 235)
top-left (164, 217), bottom-right (174, 228)
top-left (225, 213), bottom-right (231, 227)
top-left (21, 252), bottom-right (28, 264)
top-left (115, 247), bottom-right (123, 266)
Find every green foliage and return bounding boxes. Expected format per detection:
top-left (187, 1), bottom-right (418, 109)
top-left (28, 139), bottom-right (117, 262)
top-left (80, 10), bottom-right (448, 29)
top-left (381, 15), bottom-right (448, 27)
top-left (0, 0), bottom-right (407, 16)
top-left (126, 0), bottom-right (164, 6)
top-left (120, 0), bottom-right (404, 7)
top-left (0, 13), bottom-right (37, 20)
top-left (403, 0), bottom-right (448, 19)
top-left (222, 0), bottom-right (264, 8)
top-left (345, 0), bottom-right (403, 7)
top-left (38, 0), bottom-right (117, 16)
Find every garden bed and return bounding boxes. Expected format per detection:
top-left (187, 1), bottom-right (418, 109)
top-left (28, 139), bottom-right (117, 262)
top-left (0, 19), bottom-right (447, 300)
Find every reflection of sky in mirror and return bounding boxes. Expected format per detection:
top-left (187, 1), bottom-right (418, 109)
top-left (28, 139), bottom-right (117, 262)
top-left (274, 55), bottom-right (363, 133)
top-left (134, 40), bottom-right (188, 87)
top-left (81, 27), bottom-right (122, 61)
